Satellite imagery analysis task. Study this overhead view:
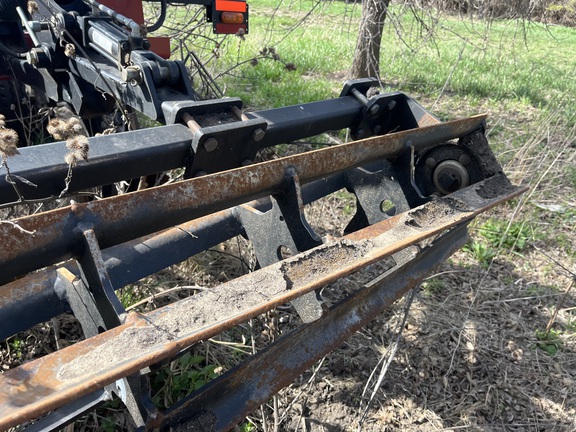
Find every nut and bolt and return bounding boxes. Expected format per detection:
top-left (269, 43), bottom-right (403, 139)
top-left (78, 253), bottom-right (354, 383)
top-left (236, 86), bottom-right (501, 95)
top-left (252, 128), bottom-right (265, 142)
top-left (26, 49), bottom-right (39, 66)
top-left (459, 153), bottom-right (472, 166)
top-left (203, 138), bottom-right (219, 152)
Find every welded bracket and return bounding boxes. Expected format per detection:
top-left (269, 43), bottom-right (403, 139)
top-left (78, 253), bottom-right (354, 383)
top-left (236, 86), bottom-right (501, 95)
top-left (236, 168), bottom-right (325, 323)
top-left (77, 228), bottom-right (126, 330)
top-left (55, 230), bottom-right (158, 428)
top-left (344, 161), bottom-right (412, 233)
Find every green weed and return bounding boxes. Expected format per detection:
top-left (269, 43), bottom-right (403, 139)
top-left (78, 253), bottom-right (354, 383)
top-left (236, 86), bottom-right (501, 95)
top-left (476, 219), bottom-right (532, 253)
top-left (535, 328), bottom-right (563, 356)
top-left (8, 338), bottom-right (23, 360)
top-left (422, 277), bottom-right (445, 296)
top-left (463, 240), bottom-right (497, 268)
top-left (151, 352), bottom-right (220, 410)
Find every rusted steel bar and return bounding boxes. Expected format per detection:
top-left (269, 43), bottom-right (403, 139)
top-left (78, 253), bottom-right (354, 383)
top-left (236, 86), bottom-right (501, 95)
top-left (157, 227), bottom-right (468, 431)
top-left (0, 175), bottom-right (523, 430)
top-left (0, 116), bottom-right (486, 284)
top-left (0, 175), bottom-right (347, 341)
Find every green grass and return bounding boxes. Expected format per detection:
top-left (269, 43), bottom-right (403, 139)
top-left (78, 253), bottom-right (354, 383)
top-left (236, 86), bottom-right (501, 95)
top-left (202, 0), bottom-right (576, 118)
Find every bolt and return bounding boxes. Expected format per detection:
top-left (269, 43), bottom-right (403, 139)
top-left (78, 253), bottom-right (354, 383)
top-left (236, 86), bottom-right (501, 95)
top-left (373, 125), bottom-right (382, 135)
top-left (252, 128), bottom-right (265, 142)
top-left (143, 40), bottom-right (151, 50)
top-left (369, 104), bottom-right (380, 115)
top-left (387, 100), bottom-right (397, 111)
top-left (121, 41), bottom-right (130, 51)
top-left (26, 50), bottom-right (39, 66)
top-left (426, 157), bottom-right (437, 168)
top-left (356, 129), bottom-right (366, 139)
top-left (203, 138), bottom-right (218, 152)
top-left (121, 66), bottom-right (142, 84)
top-left (459, 153), bottom-right (472, 166)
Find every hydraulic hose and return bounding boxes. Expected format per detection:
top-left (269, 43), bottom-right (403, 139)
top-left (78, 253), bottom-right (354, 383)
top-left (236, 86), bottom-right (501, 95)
top-left (146, 0), bottom-right (167, 33)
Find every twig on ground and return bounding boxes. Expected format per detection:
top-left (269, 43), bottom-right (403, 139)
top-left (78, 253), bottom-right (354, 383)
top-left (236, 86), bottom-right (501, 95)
top-left (357, 286), bottom-right (419, 430)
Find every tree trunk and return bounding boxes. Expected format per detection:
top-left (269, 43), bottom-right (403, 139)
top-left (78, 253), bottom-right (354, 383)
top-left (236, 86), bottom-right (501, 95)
top-left (351, 0), bottom-right (390, 79)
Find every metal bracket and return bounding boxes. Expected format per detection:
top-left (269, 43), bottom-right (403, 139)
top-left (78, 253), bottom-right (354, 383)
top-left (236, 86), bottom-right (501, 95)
top-left (77, 228), bottom-right (126, 330)
top-left (236, 168), bottom-right (326, 323)
top-left (344, 161), bottom-right (411, 233)
top-left (52, 229), bottom-right (158, 429)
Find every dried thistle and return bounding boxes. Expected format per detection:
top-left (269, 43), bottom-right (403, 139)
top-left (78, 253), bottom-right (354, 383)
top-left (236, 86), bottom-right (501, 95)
top-left (0, 114), bottom-right (5, 128)
top-left (68, 117), bottom-right (84, 134)
top-left (285, 63), bottom-right (296, 72)
top-left (250, 58), bottom-right (259, 67)
top-left (0, 128), bottom-right (20, 158)
top-left (47, 117), bottom-right (86, 140)
top-left (47, 118), bottom-right (69, 140)
top-left (27, 1), bottom-right (39, 14)
top-left (64, 152), bottom-right (77, 166)
top-left (65, 135), bottom-right (89, 164)
top-left (64, 43), bottom-right (76, 58)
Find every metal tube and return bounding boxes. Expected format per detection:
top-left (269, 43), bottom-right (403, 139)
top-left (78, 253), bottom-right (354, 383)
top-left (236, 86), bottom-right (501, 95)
top-left (16, 6), bottom-right (40, 47)
top-left (0, 174), bottom-right (347, 341)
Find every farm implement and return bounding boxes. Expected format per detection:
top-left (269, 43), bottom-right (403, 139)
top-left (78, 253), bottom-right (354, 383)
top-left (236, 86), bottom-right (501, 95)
top-left (0, 0), bottom-right (524, 430)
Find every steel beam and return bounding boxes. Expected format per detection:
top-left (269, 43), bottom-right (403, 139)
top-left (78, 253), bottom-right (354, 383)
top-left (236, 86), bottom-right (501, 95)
top-left (0, 91), bottom-right (442, 204)
top-left (0, 115), bottom-right (487, 284)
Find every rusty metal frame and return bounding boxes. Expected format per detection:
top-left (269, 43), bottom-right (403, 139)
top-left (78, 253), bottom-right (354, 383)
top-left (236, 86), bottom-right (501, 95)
top-left (0, 101), bottom-right (525, 431)
top-left (0, 114), bottom-right (486, 284)
top-left (156, 227), bottom-right (468, 431)
top-left (0, 174), bottom-right (523, 430)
